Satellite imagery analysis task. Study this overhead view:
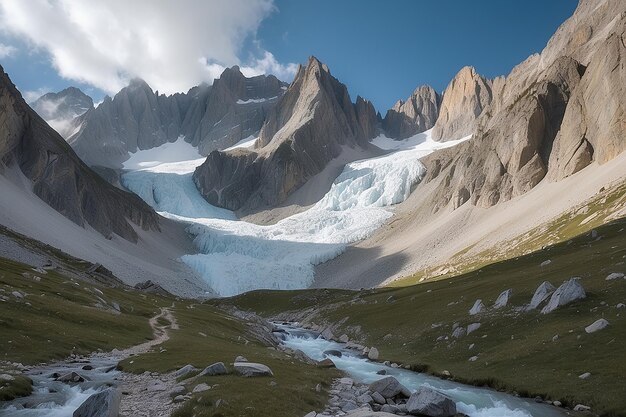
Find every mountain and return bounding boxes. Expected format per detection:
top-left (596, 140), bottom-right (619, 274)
top-left (30, 86), bottom-right (93, 138)
top-left (68, 67), bottom-right (287, 169)
top-left (192, 56), bottom-right (378, 212)
top-left (382, 85), bottom-right (440, 139)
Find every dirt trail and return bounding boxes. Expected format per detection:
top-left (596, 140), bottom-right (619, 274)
top-left (116, 305), bottom-right (178, 357)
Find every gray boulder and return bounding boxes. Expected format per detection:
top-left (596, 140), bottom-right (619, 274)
top-left (541, 278), bottom-right (586, 314)
top-left (57, 372), bottom-right (89, 384)
top-left (233, 362), bottom-right (273, 377)
top-left (174, 364), bottom-right (198, 378)
top-left (368, 347), bottom-right (380, 360)
top-left (73, 388), bottom-right (120, 417)
top-left (452, 327), bottom-right (466, 339)
top-left (466, 323), bottom-right (481, 335)
top-left (198, 362), bottom-right (228, 376)
top-left (606, 272), bottom-right (625, 281)
top-left (368, 376), bottom-right (411, 399)
top-left (469, 299), bottom-right (485, 315)
top-left (493, 289), bottom-right (512, 308)
top-left (585, 319), bottom-right (609, 334)
top-left (528, 281), bottom-right (556, 310)
top-left (405, 386), bottom-right (457, 417)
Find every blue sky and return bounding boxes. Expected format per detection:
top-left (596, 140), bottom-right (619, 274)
top-left (0, 0), bottom-right (576, 111)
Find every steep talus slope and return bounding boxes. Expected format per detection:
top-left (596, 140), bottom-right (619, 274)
top-left (192, 56), bottom-right (378, 212)
top-left (69, 67), bottom-right (286, 168)
top-left (0, 65), bottom-right (159, 242)
top-left (431, 66), bottom-right (493, 141)
top-left (31, 86), bottom-right (93, 138)
top-left (382, 85), bottom-right (440, 139)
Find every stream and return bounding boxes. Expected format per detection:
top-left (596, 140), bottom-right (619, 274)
top-left (277, 324), bottom-right (568, 417)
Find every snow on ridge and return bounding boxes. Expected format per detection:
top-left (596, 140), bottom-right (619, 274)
top-left (236, 96), bottom-right (278, 105)
top-left (224, 135), bottom-right (257, 151)
top-left (123, 136), bottom-right (202, 170)
top-left (121, 128), bottom-right (472, 297)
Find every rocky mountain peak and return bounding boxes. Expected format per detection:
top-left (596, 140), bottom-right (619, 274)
top-left (31, 86), bottom-right (94, 139)
top-left (383, 84), bottom-right (440, 139)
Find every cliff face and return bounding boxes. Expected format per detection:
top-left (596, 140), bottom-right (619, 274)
top-left (382, 85), bottom-right (440, 139)
top-left (68, 67), bottom-right (287, 169)
top-left (418, 0), bottom-right (626, 213)
top-left (192, 57), bottom-right (378, 212)
top-left (0, 65), bottom-right (160, 242)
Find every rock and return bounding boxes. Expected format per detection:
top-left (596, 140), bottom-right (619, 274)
top-left (376, 369), bottom-right (387, 375)
top-left (81, 365), bottom-right (93, 371)
top-left (172, 395), bottom-right (186, 403)
top-left (553, 400), bottom-right (562, 407)
top-left (406, 386), bottom-right (457, 417)
top-left (469, 299), bottom-right (485, 315)
top-left (466, 323), bottom-right (481, 335)
top-left (317, 358), bottom-right (336, 368)
top-left (192, 383), bottom-right (211, 393)
top-left (0, 374), bottom-right (15, 382)
top-left (452, 327), bottom-right (466, 339)
top-left (233, 362), bottom-right (274, 377)
top-left (541, 278), bottom-right (586, 314)
top-left (339, 334), bottom-right (350, 343)
top-left (617, 303), bottom-right (625, 309)
top-left (73, 388), bottom-right (120, 417)
top-left (573, 404), bottom-right (591, 412)
top-left (368, 347), bottom-right (380, 360)
top-left (468, 356), bottom-right (479, 362)
top-left (174, 364), bottom-right (198, 378)
top-left (147, 381), bottom-right (167, 392)
top-left (303, 412), bottom-right (317, 417)
top-left (368, 376), bottom-right (411, 399)
top-left (57, 372), bottom-right (89, 384)
top-left (493, 289), bottom-right (512, 308)
top-left (540, 260), bottom-right (552, 267)
top-left (11, 291), bottom-right (24, 299)
top-left (321, 328), bottom-right (335, 341)
top-left (371, 391), bottom-right (386, 405)
top-left (323, 349), bottom-right (343, 358)
top-left (529, 281), bottom-right (556, 310)
top-left (585, 319), bottom-right (609, 333)
top-left (171, 385), bottom-right (186, 395)
top-left (606, 272), bottom-right (625, 280)
top-left (357, 393), bottom-right (373, 404)
top-left (380, 404), bottom-right (399, 414)
top-left (552, 334), bottom-right (559, 342)
top-left (234, 355), bottom-right (248, 363)
top-left (199, 362), bottom-right (228, 376)
top-left (579, 372), bottom-right (591, 379)
top-left (383, 85), bottom-right (441, 139)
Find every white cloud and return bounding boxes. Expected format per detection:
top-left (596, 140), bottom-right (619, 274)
top-left (0, 0), bottom-right (297, 95)
top-left (23, 87), bottom-right (51, 103)
top-left (0, 42), bottom-right (17, 58)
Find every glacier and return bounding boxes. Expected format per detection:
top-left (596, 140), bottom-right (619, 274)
top-left (121, 130), bottom-right (470, 296)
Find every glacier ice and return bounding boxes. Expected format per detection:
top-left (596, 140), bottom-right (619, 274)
top-left (121, 129), bottom-right (470, 296)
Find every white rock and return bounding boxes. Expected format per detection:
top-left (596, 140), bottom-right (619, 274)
top-left (468, 356), bottom-right (479, 362)
top-left (469, 299), bottom-right (485, 315)
top-left (585, 318), bottom-right (609, 333)
top-left (11, 291), bottom-right (24, 299)
top-left (541, 278), bottom-right (586, 314)
top-left (574, 404), bottom-right (591, 412)
top-left (616, 303), bottom-right (625, 309)
top-left (494, 289), bottom-right (512, 309)
top-left (192, 383), bottom-right (211, 393)
top-left (233, 362), bottom-right (273, 377)
top-left (605, 272), bottom-right (625, 280)
top-left (528, 281), bottom-right (556, 310)
top-left (540, 260), bottom-right (552, 267)
top-left (368, 347), bottom-right (379, 360)
top-left (466, 323), bottom-right (481, 335)
top-left (579, 372), bottom-right (591, 379)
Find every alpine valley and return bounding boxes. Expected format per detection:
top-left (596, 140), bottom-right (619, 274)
top-left (0, 1), bottom-right (625, 417)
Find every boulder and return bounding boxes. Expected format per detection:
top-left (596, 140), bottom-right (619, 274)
top-left (368, 347), bottom-right (380, 360)
top-left (321, 328), bottom-right (335, 341)
top-left (528, 281), bottom-right (556, 310)
top-left (174, 364), bottom-right (198, 378)
top-left (233, 362), bottom-right (274, 377)
top-left (234, 355), bottom-right (248, 363)
top-left (466, 323), bottom-right (481, 335)
top-left (371, 391), bottom-right (386, 404)
top-left (585, 319), bottom-right (609, 334)
top-left (317, 358), bottom-right (336, 368)
top-left (368, 376), bottom-right (411, 399)
top-left (606, 272), bottom-right (625, 281)
top-left (57, 372), bottom-right (89, 384)
top-left (452, 327), bottom-right (466, 339)
top-left (493, 289), bottom-right (512, 308)
top-left (541, 278), bottom-right (586, 314)
top-left (579, 372), bottom-right (591, 380)
top-left (0, 374), bottom-right (15, 382)
top-left (192, 383), bottom-right (210, 393)
top-left (573, 404), bottom-right (591, 412)
top-left (406, 386), bottom-right (457, 417)
top-left (73, 388), bottom-right (120, 417)
top-left (198, 362), bottom-right (228, 377)
top-left (339, 334), bottom-right (350, 343)
top-left (323, 349), bottom-right (343, 358)
top-left (540, 260), bottom-right (552, 267)
top-left (469, 299), bottom-right (485, 315)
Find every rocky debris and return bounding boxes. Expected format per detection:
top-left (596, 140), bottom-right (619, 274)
top-left (579, 372), bottom-right (591, 380)
top-left (406, 386), bottom-right (457, 417)
top-left (528, 281), bottom-right (556, 310)
top-left (466, 323), bottom-right (481, 335)
top-left (368, 347), bottom-right (380, 360)
top-left (606, 272), bottom-right (625, 281)
top-left (383, 85), bottom-right (441, 139)
top-left (469, 299), bottom-right (485, 315)
top-left (573, 404), bottom-right (591, 412)
top-left (192, 383), bottom-right (211, 393)
top-left (198, 362), bottom-right (228, 377)
top-left (73, 387), bottom-right (120, 417)
top-left (368, 376), bottom-right (411, 399)
top-left (432, 66), bottom-right (493, 141)
top-left (173, 364), bottom-right (197, 378)
top-left (57, 371), bottom-right (89, 384)
top-left (541, 278), bottom-right (586, 314)
top-left (493, 289), bottom-right (512, 308)
top-left (585, 319), bottom-right (609, 333)
top-left (0, 65), bottom-right (160, 243)
top-left (233, 362), bottom-right (273, 377)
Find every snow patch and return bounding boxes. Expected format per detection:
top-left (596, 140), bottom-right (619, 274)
top-left (123, 136), bottom-right (202, 170)
top-left (223, 135), bottom-right (258, 151)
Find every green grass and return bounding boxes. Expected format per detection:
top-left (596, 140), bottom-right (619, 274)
top-left (225, 217), bottom-right (626, 416)
top-left (0, 375), bottom-right (32, 401)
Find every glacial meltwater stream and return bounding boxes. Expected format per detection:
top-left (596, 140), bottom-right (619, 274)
top-left (278, 325), bottom-right (567, 417)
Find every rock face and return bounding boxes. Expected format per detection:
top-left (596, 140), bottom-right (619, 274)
top-left (432, 66), bottom-right (493, 141)
top-left (31, 87), bottom-right (93, 138)
top-left (406, 386), bottom-right (457, 417)
top-left (193, 56), bottom-right (378, 212)
top-left (73, 388), bottom-right (120, 417)
top-left (0, 65), bottom-right (160, 242)
top-left (417, 0), bottom-right (626, 214)
top-left (541, 278), bottom-right (586, 314)
top-left (383, 85), bottom-right (440, 139)
top-left (69, 67), bottom-right (287, 168)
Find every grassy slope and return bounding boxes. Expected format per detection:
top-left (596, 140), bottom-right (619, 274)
top-left (0, 256), bottom-right (338, 416)
top-left (226, 217), bottom-right (626, 416)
